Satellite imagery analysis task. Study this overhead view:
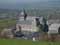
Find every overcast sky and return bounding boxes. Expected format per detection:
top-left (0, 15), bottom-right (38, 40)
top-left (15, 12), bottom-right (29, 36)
top-left (0, 0), bottom-right (59, 9)
top-left (0, 0), bottom-right (59, 4)
top-left (0, 0), bottom-right (48, 4)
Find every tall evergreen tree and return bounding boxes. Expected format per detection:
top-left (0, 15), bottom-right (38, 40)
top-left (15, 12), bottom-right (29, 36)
top-left (43, 17), bottom-right (49, 32)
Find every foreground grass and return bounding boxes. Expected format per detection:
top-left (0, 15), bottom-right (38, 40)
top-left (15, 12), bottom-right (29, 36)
top-left (0, 38), bottom-right (60, 45)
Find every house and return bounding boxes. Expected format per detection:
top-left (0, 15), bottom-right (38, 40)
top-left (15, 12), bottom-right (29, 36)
top-left (47, 23), bottom-right (60, 41)
top-left (48, 23), bottom-right (60, 34)
top-left (47, 13), bottom-right (60, 26)
top-left (16, 16), bottom-right (42, 32)
top-left (16, 10), bottom-right (44, 32)
top-left (47, 14), bottom-right (60, 34)
top-left (16, 9), bottom-right (44, 40)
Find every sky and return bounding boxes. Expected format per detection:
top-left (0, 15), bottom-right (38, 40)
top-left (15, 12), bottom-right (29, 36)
top-left (0, 0), bottom-right (48, 4)
top-left (0, 0), bottom-right (60, 4)
top-left (0, 0), bottom-right (60, 9)
top-left (0, 0), bottom-right (48, 9)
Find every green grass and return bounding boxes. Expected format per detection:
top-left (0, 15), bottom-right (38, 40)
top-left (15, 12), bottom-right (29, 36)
top-left (0, 38), bottom-right (60, 45)
top-left (0, 19), bottom-right (16, 31)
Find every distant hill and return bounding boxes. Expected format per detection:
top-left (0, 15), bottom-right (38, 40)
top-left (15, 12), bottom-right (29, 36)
top-left (48, 0), bottom-right (60, 8)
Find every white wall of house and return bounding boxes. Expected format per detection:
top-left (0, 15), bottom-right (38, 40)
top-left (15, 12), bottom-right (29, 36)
top-left (16, 16), bottom-right (39, 32)
top-left (48, 23), bottom-right (60, 34)
top-left (16, 16), bottom-right (43, 32)
top-left (16, 11), bottom-right (44, 33)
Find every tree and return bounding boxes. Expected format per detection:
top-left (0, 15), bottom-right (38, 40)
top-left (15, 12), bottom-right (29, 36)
top-left (43, 17), bottom-right (49, 32)
top-left (58, 27), bottom-right (60, 34)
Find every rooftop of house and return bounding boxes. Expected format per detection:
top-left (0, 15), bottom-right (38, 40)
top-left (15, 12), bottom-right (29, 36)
top-left (16, 10), bottom-right (44, 26)
top-left (17, 16), bottom-right (42, 24)
top-left (48, 13), bottom-right (60, 20)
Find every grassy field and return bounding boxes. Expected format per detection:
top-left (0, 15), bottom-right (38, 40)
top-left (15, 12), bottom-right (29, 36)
top-left (0, 38), bottom-right (60, 45)
top-left (0, 19), bottom-right (16, 31)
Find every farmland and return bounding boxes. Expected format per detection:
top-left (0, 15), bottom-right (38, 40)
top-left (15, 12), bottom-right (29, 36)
top-left (0, 19), bottom-right (16, 31)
